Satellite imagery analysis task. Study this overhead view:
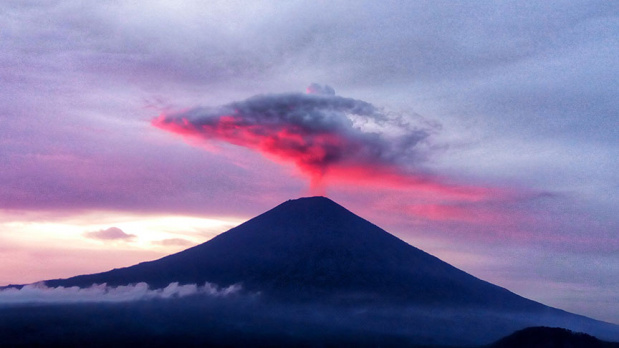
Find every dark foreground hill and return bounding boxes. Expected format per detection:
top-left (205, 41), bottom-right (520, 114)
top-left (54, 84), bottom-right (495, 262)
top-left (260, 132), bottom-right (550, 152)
top-left (489, 327), bottom-right (619, 348)
top-left (2, 197), bottom-right (618, 346)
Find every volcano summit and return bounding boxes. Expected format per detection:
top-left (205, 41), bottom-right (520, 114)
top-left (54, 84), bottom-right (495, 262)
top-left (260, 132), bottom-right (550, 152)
top-left (3, 197), bottom-right (619, 346)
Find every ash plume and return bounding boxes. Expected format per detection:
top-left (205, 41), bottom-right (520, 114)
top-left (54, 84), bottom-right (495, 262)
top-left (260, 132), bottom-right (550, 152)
top-left (153, 84), bottom-right (442, 194)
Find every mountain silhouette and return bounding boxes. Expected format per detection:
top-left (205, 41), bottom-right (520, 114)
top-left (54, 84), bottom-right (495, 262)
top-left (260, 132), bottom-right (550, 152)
top-left (44, 197), bottom-right (536, 307)
top-left (37, 196), bottom-right (619, 344)
top-left (489, 327), bottom-right (619, 348)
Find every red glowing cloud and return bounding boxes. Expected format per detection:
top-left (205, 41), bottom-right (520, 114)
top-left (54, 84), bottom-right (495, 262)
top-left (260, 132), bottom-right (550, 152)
top-left (152, 86), bottom-right (491, 199)
top-left (154, 112), bottom-right (367, 193)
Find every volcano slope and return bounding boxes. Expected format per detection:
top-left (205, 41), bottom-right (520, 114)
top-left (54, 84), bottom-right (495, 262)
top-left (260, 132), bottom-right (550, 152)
top-left (4, 197), bottom-right (619, 346)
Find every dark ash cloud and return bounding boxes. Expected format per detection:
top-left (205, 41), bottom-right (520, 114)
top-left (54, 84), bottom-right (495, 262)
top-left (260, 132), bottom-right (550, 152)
top-left (153, 84), bottom-right (439, 193)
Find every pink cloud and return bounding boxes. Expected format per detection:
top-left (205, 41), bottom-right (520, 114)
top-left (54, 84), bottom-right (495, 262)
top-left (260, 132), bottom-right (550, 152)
top-left (152, 238), bottom-right (194, 247)
top-left (84, 227), bottom-right (136, 241)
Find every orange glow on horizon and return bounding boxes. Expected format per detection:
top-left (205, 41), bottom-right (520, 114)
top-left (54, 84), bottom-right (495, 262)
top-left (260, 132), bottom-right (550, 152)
top-left (0, 210), bottom-right (246, 286)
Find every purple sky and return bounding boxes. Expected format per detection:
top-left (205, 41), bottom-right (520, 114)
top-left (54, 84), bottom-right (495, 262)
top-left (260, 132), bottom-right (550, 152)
top-left (1, 1), bottom-right (617, 323)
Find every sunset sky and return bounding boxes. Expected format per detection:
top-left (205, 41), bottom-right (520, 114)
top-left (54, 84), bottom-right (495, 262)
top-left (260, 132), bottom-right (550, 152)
top-left (1, 1), bottom-right (617, 323)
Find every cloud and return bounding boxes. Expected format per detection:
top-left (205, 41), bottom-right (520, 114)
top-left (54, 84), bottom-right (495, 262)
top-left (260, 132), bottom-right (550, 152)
top-left (84, 227), bottom-right (136, 241)
top-left (153, 84), bottom-right (491, 199)
top-left (152, 238), bottom-right (195, 247)
top-left (306, 83), bottom-right (335, 96)
top-left (0, 282), bottom-right (241, 304)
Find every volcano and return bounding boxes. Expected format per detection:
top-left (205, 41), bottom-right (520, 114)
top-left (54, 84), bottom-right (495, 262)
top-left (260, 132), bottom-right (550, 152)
top-left (47, 197), bottom-right (542, 308)
top-left (14, 197), bottom-right (619, 345)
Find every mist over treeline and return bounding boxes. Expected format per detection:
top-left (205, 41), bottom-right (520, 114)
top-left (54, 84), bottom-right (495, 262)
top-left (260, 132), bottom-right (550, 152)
top-left (2, 294), bottom-right (618, 347)
top-left (0, 295), bottom-right (434, 347)
top-left (0, 281), bottom-right (240, 304)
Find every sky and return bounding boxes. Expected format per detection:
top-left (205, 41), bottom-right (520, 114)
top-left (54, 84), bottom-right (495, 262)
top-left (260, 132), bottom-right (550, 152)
top-left (1, 0), bottom-right (617, 324)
